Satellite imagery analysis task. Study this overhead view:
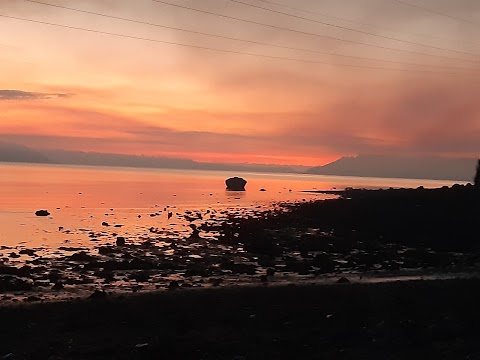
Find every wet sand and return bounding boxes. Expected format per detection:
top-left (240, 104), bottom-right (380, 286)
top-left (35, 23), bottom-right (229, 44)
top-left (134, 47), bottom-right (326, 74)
top-left (1, 279), bottom-right (480, 359)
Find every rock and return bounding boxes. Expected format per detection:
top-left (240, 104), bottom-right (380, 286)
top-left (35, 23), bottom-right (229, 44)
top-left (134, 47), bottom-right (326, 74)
top-left (52, 282), bottom-right (64, 290)
top-left (266, 268), bottom-right (276, 277)
top-left (19, 249), bottom-right (36, 256)
top-left (69, 251), bottom-right (96, 262)
top-left (35, 210), bottom-right (50, 217)
top-left (189, 224), bottom-right (200, 238)
top-left (209, 278), bottom-right (223, 287)
top-left (337, 277), bottom-right (350, 284)
top-left (101, 222), bottom-right (110, 227)
top-left (98, 246), bottom-right (117, 255)
top-left (0, 275), bottom-right (33, 292)
top-left (88, 290), bottom-right (107, 299)
top-left (116, 237), bottom-right (126, 246)
top-left (259, 188), bottom-right (267, 192)
top-left (226, 177), bottom-right (247, 191)
top-left (168, 280), bottom-right (180, 290)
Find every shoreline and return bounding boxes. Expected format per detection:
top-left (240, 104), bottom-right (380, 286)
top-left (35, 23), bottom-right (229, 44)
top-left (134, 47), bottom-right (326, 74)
top-left (2, 184), bottom-right (480, 302)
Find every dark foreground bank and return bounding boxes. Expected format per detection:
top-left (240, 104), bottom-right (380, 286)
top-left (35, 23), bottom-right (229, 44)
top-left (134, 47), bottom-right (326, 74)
top-left (1, 279), bottom-right (480, 360)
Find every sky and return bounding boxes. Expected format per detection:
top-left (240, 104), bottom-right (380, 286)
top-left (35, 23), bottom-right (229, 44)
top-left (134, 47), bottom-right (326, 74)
top-left (1, 0), bottom-right (480, 166)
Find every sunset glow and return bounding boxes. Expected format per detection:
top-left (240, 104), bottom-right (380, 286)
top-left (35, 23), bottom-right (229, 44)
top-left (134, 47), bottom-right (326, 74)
top-left (1, 0), bottom-right (480, 165)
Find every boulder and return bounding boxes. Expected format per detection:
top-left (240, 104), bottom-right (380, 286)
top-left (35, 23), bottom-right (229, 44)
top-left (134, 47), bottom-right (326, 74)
top-left (225, 177), bottom-right (247, 191)
top-left (35, 210), bottom-right (50, 217)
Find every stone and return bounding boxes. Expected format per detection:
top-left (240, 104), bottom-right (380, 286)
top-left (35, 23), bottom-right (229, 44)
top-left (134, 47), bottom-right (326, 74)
top-left (88, 290), bottom-right (107, 299)
top-left (52, 282), bottom-right (64, 290)
top-left (225, 177), bottom-right (247, 191)
top-left (35, 210), bottom-right (50, 217)
top-left (337, 277), bottom-right (350, 284)
top-left (116, 237), bottom-right (126, 246)
top-left (0, 275), bottom-right (33, 291)
top-left (168, 280), bottom-right (180, 290)
top-left (19, 249), bottom-right (36, 256)
top-left (266, 268), bottom-right (276, 277)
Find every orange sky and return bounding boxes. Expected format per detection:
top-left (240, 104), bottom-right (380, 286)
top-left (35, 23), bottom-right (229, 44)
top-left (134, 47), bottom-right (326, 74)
top-left (1, 0), bottom-right (480, 166)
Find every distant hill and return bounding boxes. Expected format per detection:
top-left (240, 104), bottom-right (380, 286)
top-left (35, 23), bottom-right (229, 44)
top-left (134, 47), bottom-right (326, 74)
top-left (0, 142), bottom-right (51, 164)
top-left (307, 155), bottom-right (477, 181)
top-left (0, 142), bottom-right (304, 174)
top-left (41, 150), bottom-right (303, 174)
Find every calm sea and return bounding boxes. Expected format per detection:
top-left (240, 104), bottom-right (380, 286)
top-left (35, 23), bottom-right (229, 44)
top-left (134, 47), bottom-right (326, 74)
top-left (0, 162), bottom-right (461, 249)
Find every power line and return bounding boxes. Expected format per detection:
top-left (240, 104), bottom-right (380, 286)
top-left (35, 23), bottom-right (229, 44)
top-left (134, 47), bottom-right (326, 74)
top-left (0, 13), bottom-right (476, 77)
top-left (254, 0), bottom-right (475, 44)
top-left (391, 0), bottom-right (477, 26)
top-left (22, 0), bottom-right (477, 72)
top-left (150, 0), bottom-right (480, 64)
top-left (229, 0), bottom-right (479, 58)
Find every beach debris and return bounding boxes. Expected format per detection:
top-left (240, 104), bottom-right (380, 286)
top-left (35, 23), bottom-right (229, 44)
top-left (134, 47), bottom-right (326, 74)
top-left (225, 177), bottom-right (247, 191)
top-left (35, 210), bottom-right (50, 217)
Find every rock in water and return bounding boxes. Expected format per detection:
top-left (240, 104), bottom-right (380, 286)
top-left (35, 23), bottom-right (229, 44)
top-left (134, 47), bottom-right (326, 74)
top-left (35, 210), bottom-right (50, 217)
top-left (225, 177), bottom-right (247, 191)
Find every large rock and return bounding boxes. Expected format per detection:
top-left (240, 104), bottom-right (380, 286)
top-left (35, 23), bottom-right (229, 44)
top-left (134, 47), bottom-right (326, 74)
top-left (225, 177), bottom-right (247, 191)
top-left (35, 210), bottom-right (50, 217)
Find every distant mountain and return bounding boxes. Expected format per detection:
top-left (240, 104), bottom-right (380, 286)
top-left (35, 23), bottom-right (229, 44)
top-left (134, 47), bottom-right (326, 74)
top-left (43, 149), bottom-right (198, 169)
top-left (0, 142), bottom-right (51, 164)
top-left (307, 155), bottom-right (477, 181)
top-left (41, 150), bottom-right (303, 173)
top-left (0, 142), bottom-right (304, 174)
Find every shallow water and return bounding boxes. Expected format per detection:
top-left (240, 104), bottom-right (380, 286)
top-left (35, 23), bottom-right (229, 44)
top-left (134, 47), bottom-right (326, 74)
top-left (0, 162), bottom-right (461, 249)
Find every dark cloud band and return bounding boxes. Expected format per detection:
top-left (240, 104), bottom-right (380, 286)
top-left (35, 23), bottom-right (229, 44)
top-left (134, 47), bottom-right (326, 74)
top-left (0, 89), bottom-right (72, 101)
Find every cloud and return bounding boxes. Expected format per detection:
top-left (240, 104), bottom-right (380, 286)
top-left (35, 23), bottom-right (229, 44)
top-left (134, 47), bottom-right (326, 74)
top-left (0, 90), bottom-right (73, 101)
